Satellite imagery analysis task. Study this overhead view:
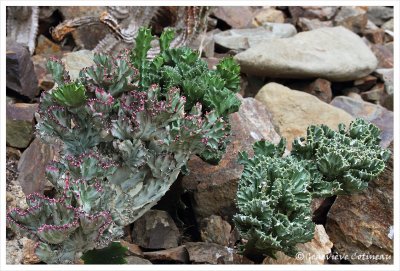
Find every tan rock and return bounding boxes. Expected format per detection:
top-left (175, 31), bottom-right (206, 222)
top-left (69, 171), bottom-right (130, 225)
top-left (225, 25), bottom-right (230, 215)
top-left (263, 225), bottom-right (333, 264)
top-left (253, 8), bottom-right (285, 26)
top-left (22, 239), bottom-right (41, 264)
top-left (200, 215), bottom-right (232, 246)
top-left (120, 240), bottom-right (143, 257)
top-left (143, 246), bottom-right (189, 263)
top-left (255, 83), bottom-right (354, 149)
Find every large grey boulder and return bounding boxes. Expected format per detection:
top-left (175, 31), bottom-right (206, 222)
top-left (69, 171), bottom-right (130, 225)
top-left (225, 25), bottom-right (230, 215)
top-left (235, 26), bottom-right (378, 81)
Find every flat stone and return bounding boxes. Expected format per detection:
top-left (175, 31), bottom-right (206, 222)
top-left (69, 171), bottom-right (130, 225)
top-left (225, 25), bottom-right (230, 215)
top-left (330, 96), bottom-right (393, 148)
top-left (214, 25), bottom-right (296, 50)
top-left (381, 18), bottom-right (394, 31)
top-left (182, 96), bottom-right (280, 221)
top-left (235, 27), bottom-right (378, 81)
top-left (374, 68), bottom-right (393, 95)
top-left (297, 17), bottom-right (333, 31)
top-left (35, 35), bottom-right (62, 56)
top-left (131, 210), bottom-right (180, 250)
top-left (185, 242), bottom-right (253, 264)
top-left (289, 6), bottom-right (337, 21)
top-left (326, 143), bottom-right (393, 264)
top-left (255, 83), bottom-right (354, 149)
top-left (367, 6), bottom-right (393, 26)
top-left (368, 43), bottom-right (393, 69)
top-left (200, 215), bottom-right (232, 246)
top-left (363, 29), bottom-right (385, 44)
top-left (6, 39), bottom-right (39, 99)
top-left (17, 137), bottom-right (57, 195)
top-left (263, 225), bottom-right (333, 264)
top-left (360, 83), bottom-right (385, 103)
top-left (61, 50), bottom-right (95, 80)
top-left (6, 103), bottom-right (38, 148)
top-left (252, 8), bottom-right (285, 26)
top-left (23, 239), bottom-right (40, 264)
top-left (212, 7), bottom-right (254, 29)
top-left (32, 55), bottom-right (55, 91)
top-left (125, 255), bottom-right (152, 264)
top-left (143, 246), bottom-right (189, 263)
top-left (334, 6), bottom-right (367, 34)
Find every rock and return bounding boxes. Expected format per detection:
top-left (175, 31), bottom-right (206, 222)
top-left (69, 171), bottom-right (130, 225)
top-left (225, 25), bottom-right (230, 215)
top-left (6, 237), bottom-right (30, 264)
top-left (6, 39), bottom-right (39, 99)
top-left (333, 6), bottom-right (367, 34)
top-left (6, 103), bottom-right (38, 148)
top-left (119, 240), bottom-right (143, 257)
top-left (61, 50), bottom-right (95, 80)
top-left (291, 6), bottom-right (338, 21)
top-left (353, 75), bottom-right (377, 91)
top-left (326, 143), bottom-right (393, 264)
top-left (200, 215), bottom-right (232, 246)
top-left (58, 6), bottom-right (108, 49)
top-left (252, 8), bottom-right (285, 26)
top-left (381, 18), bottom-right (394, 31)
top-left (297, 17), bottom-right (333, 31)
top-left (255, 83), bottom-right (353, 148)
top-left (35, 35), bottom-right (62, 56)
top-left (367, 43), bottom-right (393, 68)
top-left (185, 242), bottom-right (253, 264)
top-left (190, 29), bottom-right (220, 58)
top-left (235, 27), bottom-right (378, 81)
top-left (32, 55), bottom-right (54, 91)
top-left (263, 225), bottom-right (333, 264)
top-left (363, 28), bottom-right (385, 44)
top-left (212, 7), bottom-right (254, 28)
top-left (143, 246), bottom-right (189, 263)
top-left (374, 68), bottom-right (393, 95)
top-left (360, 83), bottom-right (386, 103)
top-left (301, 78), bottom-right (333, 103)
top-left (23, 239), bottom-right (40, 264)
top-left (330, 96), bottom-right (393, 148)
top-left (182, 97), bottom-right (280, 221)
top-left (17, 138), bottom-right (57, 195)
top-left (131, 210), bottom-right (180, 250)
top-left (347, 92), bottom-right (364, 101)
top-left (367, 6), bottom-right (393, 26)
top-left (262, 22), bottom-right (297, 37)
top-left (125, 256), bottom-right (152, 264)
top-left (214, 25), bottom-right (296, 50)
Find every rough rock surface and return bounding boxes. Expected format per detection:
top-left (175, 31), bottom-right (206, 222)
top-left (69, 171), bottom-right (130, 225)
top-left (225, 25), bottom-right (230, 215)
top-left (212, 7), bottom-right (254, 29)
top-left (143, 246), bottom-right (189, 263)
top-left (235, 26), bottom-right (378, 81)
top-left (61, 50), bottom-right (95, 80)
top-left (185, 242), bottom-right (253, 264)
top-left (131, 210), bottom-right (180, 250)
top-left (200, 215), bottom-right (232, 246)
top-left (6, 103), bottom-right (38, 148)
top-left (255, 83), bottom-right (354, 148)
top-left (333, 6), bottom-right (367, 34)
top-left (326, 144), bottom-right (393, 264)
top-left (6, 39), bottom-right (39, 99)
top-left (366, 6), bottom-right (393, 26)
top-left (330, 96), bottom-right (393, 148)
top-left (125, 256), bottom-right (152, 264)
top-left (214, 25), bottom-right (296, 50)
top-left (182, 97), bottom-right (280, 221)
top-left (17, 138), bottom-right (57, 195)
top-left (6, 237), bottom-right (30, 264)
top-left (263, 225), bottom-right (333, 264)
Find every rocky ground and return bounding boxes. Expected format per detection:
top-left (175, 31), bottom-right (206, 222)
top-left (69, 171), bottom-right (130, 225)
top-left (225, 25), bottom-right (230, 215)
top-left (6, 6), bottom-right (394, 264)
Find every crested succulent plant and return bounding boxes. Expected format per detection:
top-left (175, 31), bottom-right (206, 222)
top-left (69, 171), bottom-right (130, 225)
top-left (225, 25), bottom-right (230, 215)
top-left (7, 27), bottom-right (241, 263)
top-left (234, 139), bottom-right (315, 259)
top-left (292, 118), bottom-right (391, 197)
top-left (234, 119), bottom-right (390, 259)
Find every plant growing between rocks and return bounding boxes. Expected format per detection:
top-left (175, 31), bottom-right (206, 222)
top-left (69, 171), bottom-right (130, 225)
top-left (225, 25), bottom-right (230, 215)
top-left (7, 27), bottom-right (241, 264)
top-left (234, 119), bottom-right (390, 259)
